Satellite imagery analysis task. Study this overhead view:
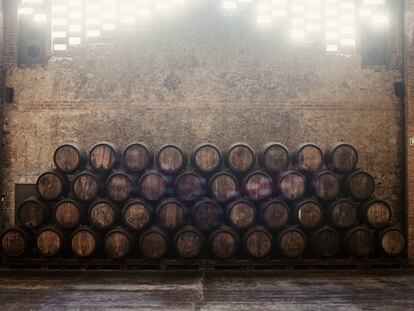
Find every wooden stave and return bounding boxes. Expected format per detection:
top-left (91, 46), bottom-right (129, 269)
top-left (122, 142), bottom-right (153, 173)
top-left (190, 143), bottom-right (223, 175)
top-left (53, 143), bottom-right (88, 174)
top-left (88, 141), bottom-right (122, 173)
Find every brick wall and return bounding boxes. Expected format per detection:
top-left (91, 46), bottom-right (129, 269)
top-left (1, 0), bottom-right (406, 252)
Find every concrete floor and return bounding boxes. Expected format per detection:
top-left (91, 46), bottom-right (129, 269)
top-left (0, 269), bottom-right (412, 311)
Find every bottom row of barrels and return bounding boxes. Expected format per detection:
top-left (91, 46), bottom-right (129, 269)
top-left (1, 225), bottom-right (405, 260)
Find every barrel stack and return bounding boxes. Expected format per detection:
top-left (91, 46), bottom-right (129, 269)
top-left (0, 141), bottom-right (405, 264)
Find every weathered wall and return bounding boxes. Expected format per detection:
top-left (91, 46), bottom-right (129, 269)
top-left (405, 0), bottom-right (414, 262)
top-left (2, 1), bottom-right (405, 233)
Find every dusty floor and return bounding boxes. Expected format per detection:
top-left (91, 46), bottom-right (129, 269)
top-left (0, 269), bottom-right (411, 311)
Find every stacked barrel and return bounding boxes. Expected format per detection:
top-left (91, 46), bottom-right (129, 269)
top-left (1, 141), bottom-right (405, 262)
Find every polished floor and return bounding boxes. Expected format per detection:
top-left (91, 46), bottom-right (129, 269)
top-left (0, 269), bottom-right (412, 310)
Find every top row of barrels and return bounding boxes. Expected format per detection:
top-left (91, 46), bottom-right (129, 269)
top-left (54, 141), bottom-right (358, 176)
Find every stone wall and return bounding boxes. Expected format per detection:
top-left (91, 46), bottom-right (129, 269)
top-left (1, 1), bottom-right (405, 237)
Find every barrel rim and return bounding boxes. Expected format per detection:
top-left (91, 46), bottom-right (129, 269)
top-left (295, 199), bottom-right (324, 229)
top-left (138, 227), bottom-right (169, 259)
top-left (228, 199), bottom-right (256, 229)
top-left (17, 196), bottom-right (48, 229)
top-left (277, 227), bottom-right (308, 258)
top-left (328, 199), bottom-right (358, 229)
top-left (208, 171), bottom-right (239, 202)
top-left (242, 170), bottom-right (274, 200)
top-left (259, 142), bottom-right (290, 172)
top-left (225, 142), bottom-right (256, 173)
top-left (53, 142), bottom-right (87, 174)
top-left (190, 143), bottom-right (223, 174)
top-left (325, 142), bottom-right (359, 173)
top-left (156, 198), bottom-right (186, 229)
top-left (35, 226), bottom-right (64, 257)
top-left (122, 142), bottom-right (154, 173)
top-left (88, 198), bottom-right (118, 230)
top-left (89, 141), bottom-right (121, 172)
top-left (71, 170), bottom-right (101, 202)
top-left (345, 226), bottom-right (375, 257)
top-left (138, 171), bottom-right (169, 201)
top-left (36, 170), bottom-right (68, 201)
top-left (105, 171), bottom-right (134, 202)
top-left (278, 170), bottom-right (307, 201)
top-left (121, 199), bottom-right (152, 231)
top-left (243, 226), bottom-right (274, 258)
top-left (312, 170), bottom-right (340, 201)
top-left (173, 225), bottom-right (204, 259)
top-left (363, 199), bottom-right (392, 229)
top-left (70, 227), bottom-right (98, 258)
top-left (54, 198), bottom-right (82, 229)
top-left (292, 142), bottom-right (324, 172)
top-left (155, 144), bottom-right (188, 175)
top-left (192, 198), bottom-right (223, 230)
top-left (1, 226), bottom-right (30, 257)
top-left (345, 170), bottom-right (376, 201)
top-left (103, 227), bottom-right (134, 259)
top-left (209, 226), bottom-right (240, 259)
top-left (310, 226), bottom-right (341, 257)
top-left (174, 171), bottom-right (206, 202)
top-left (378, 227), bottom-right (406, 257)
top-left (261, 199), bottom-right (290, 229)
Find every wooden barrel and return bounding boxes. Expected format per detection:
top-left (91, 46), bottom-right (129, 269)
top-left (16, 197), bottom-right (49, 229)
top-left (36, 170), bottom-right (69, 201)
top-left (123, 142), bottom-right (153, 173)
top-left (155, 144), bottom-right (187, 175)
top-left (174, 172), bottom-right (205, 202)
top-left (329, 199), bottom-right (358, 229)
top-left (242, 171), bottom-right (273, 201)
top-left (139, 226), bottom-right (169, 259)
top-left (261, 199), bottom-right (290, 230)
top-left (243, 226), bottom-right (273, 258)
top-left (191, 143), bottom-right (222, 174)
top-left (259, 142), bottom-right (290, 173)
top-left (156, 199), bottom-right (186, 230)
top-left (277, 227), bottom-right (307, 258)
top-left (227, 199), bottom-right (256, 230)
top-left (344, 171), bottom-right (375, 201)
top-left (36, 226), bottom-right (65, 257)
top-left (104, 227), bottom-right (135, 259)
top-left (209, 226), bottom-right (240, 259)
top-left (378, 227), bottom-right (405, 257)
top-left (138, 171), bottom-right (168, 201)
top-left (1, 227), bottom-right (31, 257)
top-left (295, 200), bottom-right (324, 229)
top-left (325, 142), bottom-right (358, 174)
top-left (192, 199), bottom-right (223, 231)
top-left (121, 199), bottom-right (152, 231)
top-left (291, 143), bottom-right (324, 173)
top-left (88, 199), bottom-right (119, 230)
top-left (72, 171), bottom-right (102, 202)
top-left (173, 226), bottom-right (204, 259)
top-left (70, 227), bottom-right (100, 258)
top-left (54, 199), bottom-right (84, 229)
top-left (209, 172), bottom-right (239, 202)
top-left (89, 141), bottom-right (122, 172)
top-left (277, 170), bottom-right (306, 201)
top-left (225, 143), bottom-right (256, 174)
top-left (362, 200), bottom-right (392, 229)
top-left (312, 170), bottom-right (340, 201)
top-left (105, 171), bottom-right (134, 202)
top-left (345, 227), bottom-right (375, 257)
top-left (311, 227), bottom-right (341, 257)
top-left (53, 143), bottom-right (87, 174)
